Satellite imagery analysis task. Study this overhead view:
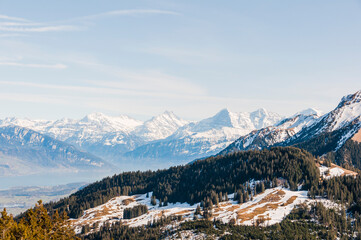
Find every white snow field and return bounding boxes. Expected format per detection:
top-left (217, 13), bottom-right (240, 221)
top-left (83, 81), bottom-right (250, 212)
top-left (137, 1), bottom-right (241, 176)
top-left (72, 187), bottom-right (313, 234)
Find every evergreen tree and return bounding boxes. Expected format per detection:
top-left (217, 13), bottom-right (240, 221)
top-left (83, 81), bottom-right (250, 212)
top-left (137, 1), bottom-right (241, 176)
top-left (151, 196), bottom-right (157, 206)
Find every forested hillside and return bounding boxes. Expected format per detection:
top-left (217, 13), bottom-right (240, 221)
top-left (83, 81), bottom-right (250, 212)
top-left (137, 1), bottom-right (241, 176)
top-left (46, 147), bottom-right (319, 219)
top-left (10, 146), bottom-right (361, 239)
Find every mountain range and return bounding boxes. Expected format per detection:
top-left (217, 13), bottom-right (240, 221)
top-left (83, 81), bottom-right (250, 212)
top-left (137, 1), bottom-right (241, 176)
top-left (0, 108), bottom-right (283, 175)
top-left (2, 90), bottom-right (361, 178)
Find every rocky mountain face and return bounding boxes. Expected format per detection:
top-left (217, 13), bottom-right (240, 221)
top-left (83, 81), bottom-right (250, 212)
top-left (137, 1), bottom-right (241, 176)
top-left (221, 90), bottom-right (361, 160)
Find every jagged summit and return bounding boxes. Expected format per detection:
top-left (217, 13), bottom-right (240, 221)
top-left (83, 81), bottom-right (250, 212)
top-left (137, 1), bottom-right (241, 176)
top-left (201, 108), bottom-right (233, 129)
top-left (317, 90), bottom-right (361, 133)
top-left (82, 112), bottom-right (107, 121)
top-left (337, 90), bottom-right (361, 108)
top-left (252, 107), bottom-right (268, 115)
top-left (147, 111), bottom-right (183, 123)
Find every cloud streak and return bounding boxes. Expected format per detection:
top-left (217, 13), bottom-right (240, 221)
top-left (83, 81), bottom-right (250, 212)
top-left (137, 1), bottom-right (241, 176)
top-left (69, 59), bottom-right (205, 96)
top-left (0, 62), bottom-right (67, 69)
top-left (0, 13), bottom-right (78, 33)
top-left (0, 25), bottom-right (78, 32)
top-left (0, 33), bottom-right (26, 38)
top-left (77, 9), bottom-right (180, 21)
top-left (0, 9), bottom-right (178, 34)
top-left (0, 14), bottom-right (29, 22)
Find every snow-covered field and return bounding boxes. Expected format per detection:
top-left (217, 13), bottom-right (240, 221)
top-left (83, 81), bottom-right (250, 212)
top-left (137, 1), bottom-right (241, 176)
top-left (72, 187), bottom-right (311, 234)
top-left (319, 163), bottom-right (357, 179)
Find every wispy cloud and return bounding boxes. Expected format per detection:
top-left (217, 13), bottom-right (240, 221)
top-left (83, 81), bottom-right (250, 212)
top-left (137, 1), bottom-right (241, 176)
top-left (0, 33), bottom-right (26, 38)
top-left (0, 25), bottom-right (78, 32)
top-left (0, 14), bottom-right (29, 22)
top-left (0, 62), bottom-right (67, 69)
top-left (77, 9), bottom-right (180, 21)
top-left (0, 9), bottom-right (178, 34)
top-left (143, 47), bottom-right (222, 63)
top-left (0, 13), bottom-right (78, 33)
top-left (69, 59), bottom-right (205, 96)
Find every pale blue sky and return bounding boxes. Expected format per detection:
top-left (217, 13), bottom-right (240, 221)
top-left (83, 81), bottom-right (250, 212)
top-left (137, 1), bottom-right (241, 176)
top-left (0, 0), bottom-right (361, 120)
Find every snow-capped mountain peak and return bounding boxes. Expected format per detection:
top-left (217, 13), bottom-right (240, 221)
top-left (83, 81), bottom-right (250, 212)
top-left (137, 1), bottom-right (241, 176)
top-left (201, 108), bottom-right (233, 129)
top-left (80, 112), bottom-right (143, 132)
top-left (292, 108), bottom-right (323, 118)
top-left (81, 112), bottom-right (107, 121)
top-left (250, 108), bottom-right (281, 129)
top-left (318, 90), bottom-right (361, 132)
top-left (132, 111), bottom-right (189, 141)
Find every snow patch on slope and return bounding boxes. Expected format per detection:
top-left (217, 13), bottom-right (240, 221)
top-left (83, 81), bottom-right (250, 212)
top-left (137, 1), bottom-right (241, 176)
top-left (71, 187), bottom-right (312, 234)
top-left (319, 163), bottom-right (357, 179)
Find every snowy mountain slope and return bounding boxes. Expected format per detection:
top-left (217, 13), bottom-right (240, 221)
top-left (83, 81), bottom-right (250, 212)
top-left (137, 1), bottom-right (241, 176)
top-left (0, 126), bottom-right (112, 176)
top-left (72, 169), bottom-right (354, 236)
top-left (287, 90), bottom-right (361, 148)
top-left (222, 90), bottom-right (361, 157)
top-left (72, 187), bottom-right (310, 234)
top-left (125, 109), bottom-right (284, 162)
top-left (221, 108), bottom-right (321, 154)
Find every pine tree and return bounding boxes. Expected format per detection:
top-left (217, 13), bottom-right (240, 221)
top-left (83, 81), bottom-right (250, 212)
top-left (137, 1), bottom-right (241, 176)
top-left (151, 196), bottom-right (157, 206)
top-left (195, 205), bottom-right (201, 215)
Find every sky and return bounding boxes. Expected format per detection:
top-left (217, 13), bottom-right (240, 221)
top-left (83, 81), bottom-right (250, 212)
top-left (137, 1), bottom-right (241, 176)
top-left (0, 0), bottom-right (361, 121)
